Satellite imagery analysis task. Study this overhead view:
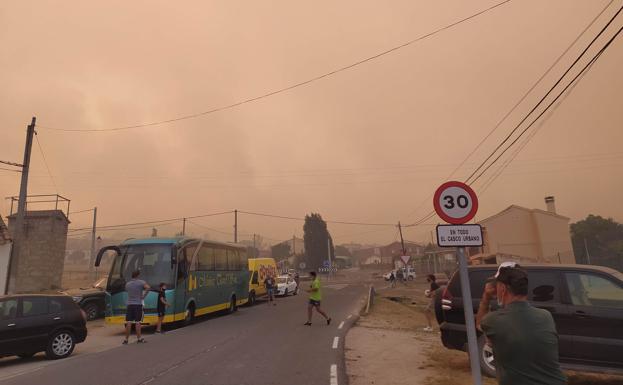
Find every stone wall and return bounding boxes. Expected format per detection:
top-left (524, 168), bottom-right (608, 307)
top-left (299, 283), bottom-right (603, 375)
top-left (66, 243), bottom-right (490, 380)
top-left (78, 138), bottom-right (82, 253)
top-left (8, 210), bottom-right (69, 293)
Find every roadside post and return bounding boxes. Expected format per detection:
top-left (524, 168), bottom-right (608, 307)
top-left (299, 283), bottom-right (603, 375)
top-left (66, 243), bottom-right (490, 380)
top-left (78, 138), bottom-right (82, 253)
top-left (433, 181), bottom-right (483, 385)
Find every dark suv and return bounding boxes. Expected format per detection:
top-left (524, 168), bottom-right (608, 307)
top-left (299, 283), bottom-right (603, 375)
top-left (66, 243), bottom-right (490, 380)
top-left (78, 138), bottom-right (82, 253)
top-left (64, 277), bottom-right (107, 321)
top-left (438, 264), bottom-right (623, 377)
top-left (0, 294), bottom-right (88, 359)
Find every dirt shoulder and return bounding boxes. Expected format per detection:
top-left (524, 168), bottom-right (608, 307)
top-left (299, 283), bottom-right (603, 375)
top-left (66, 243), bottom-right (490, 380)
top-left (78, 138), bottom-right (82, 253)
top-left (345, 279), bottom-right (622, 385)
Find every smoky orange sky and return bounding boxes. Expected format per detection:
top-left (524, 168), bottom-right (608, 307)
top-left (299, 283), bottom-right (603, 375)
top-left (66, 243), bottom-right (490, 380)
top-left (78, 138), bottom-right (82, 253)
top-left (1, 0), bottom-right (622, 247)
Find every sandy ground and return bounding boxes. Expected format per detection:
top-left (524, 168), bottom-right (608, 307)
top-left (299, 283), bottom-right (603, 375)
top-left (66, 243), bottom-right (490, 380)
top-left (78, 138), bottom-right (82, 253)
top-left (346, 276), bottom-right (623, 385)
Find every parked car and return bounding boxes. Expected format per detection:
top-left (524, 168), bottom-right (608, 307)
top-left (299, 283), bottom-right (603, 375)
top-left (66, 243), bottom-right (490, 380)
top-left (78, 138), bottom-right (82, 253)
top-left (275, 275), bottom-right (298, 296)
top-left (437, 264), bottom-right (623, 377)
top-left (431, 272), bottom-right (449, 286)
top-left (247, 258), bottom-right (278, 306)
top-left (0, 294), bottom-right (87, 360)
top-left (64, 276), bottom-right (107, 321)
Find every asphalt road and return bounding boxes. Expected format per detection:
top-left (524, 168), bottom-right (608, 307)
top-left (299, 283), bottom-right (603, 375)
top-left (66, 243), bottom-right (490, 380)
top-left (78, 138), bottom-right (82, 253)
top-left (1, 282), bottom-right (367, 385)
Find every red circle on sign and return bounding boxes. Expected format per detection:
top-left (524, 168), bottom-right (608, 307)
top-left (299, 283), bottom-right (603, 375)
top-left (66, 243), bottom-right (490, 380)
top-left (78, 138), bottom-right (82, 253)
top-left (433, 181), bottom-right (479, 224)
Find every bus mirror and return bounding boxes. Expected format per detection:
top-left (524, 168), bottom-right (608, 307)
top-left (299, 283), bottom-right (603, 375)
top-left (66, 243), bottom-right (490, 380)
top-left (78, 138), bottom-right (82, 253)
top-left (171, 245), bottom-right (178, 268)
top-left (95, 246), bottom-right (121, 267)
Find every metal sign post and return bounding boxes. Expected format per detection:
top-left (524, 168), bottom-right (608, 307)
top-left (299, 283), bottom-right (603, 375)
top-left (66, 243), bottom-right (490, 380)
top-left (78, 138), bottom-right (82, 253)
top-left (457, 246), bottom-right (483, 385)
top-left (433, 181), bottom-right (482, 385)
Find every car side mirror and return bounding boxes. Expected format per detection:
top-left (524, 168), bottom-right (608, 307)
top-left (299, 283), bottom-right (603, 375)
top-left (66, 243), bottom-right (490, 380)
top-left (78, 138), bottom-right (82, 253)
top-left (95, 246), bottom-right (121, 267)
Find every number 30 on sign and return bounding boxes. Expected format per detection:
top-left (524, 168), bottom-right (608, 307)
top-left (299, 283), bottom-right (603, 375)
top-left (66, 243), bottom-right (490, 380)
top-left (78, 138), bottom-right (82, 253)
top-left (433, 181), bottom-right (479, 224)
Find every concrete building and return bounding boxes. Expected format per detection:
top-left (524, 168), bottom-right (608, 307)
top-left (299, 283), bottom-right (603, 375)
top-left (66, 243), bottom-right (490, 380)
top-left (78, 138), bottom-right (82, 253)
top-left (7, 210), bottom-right (70, 293)
top-left (474, 197), bottom-right (575, 265)
top-left (0, 217), bottom-right (12, 294)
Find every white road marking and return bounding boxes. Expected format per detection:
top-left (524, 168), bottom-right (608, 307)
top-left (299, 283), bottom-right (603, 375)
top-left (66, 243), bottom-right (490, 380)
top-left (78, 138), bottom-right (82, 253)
top-left (347, 314), bottom-right (353, 319)
top-left (330, 364), bottom-right (338, 385)
top-left (338, 321), bottom-right (345, 329)
top-left (332, 336), bottom-right (339, 349)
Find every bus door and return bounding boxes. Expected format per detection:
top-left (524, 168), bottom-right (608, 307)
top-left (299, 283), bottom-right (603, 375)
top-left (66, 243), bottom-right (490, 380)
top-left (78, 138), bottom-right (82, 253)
top-left (174, 242), bottom-right (198, 321)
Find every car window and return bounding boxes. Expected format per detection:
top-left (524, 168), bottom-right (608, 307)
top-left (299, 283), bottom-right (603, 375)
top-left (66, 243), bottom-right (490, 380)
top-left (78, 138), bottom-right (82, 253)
top-left (251, 271), bottom-right (259, 285)
top-left (469, 270), bottom-right (494, 298)
top-left (22, 297), bottom-right (48, 317)
top-left (0, 299), bottom-right (18, 320)
top-left (565, 272), bottom-right (623, 309)
top-left (528, 271), bottom-right (560, 303)
top-left (49, 298), bottom-right (64, 313)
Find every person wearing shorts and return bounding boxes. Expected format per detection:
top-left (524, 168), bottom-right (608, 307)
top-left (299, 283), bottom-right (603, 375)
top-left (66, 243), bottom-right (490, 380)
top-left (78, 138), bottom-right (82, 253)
top-left (123, 270), bottom-right (150, 344)
top-left (265, 275), bottom-right (276, 306)
top-left (304, 271), bottom-right (331, 326)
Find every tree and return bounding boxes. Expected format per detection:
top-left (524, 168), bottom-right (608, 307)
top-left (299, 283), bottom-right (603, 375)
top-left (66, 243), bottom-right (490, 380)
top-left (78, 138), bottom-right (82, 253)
top-left (303, 213), bottom-right (334, 270)
top-left (271, 242), bottom-right (291, 260)
top-left (571, 215), bottom-right (623, 271)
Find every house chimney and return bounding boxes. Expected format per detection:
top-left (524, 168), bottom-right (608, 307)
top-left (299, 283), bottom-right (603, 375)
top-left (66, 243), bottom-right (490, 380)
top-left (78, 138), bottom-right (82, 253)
top-left (545, 196), bottom-right (556, 214)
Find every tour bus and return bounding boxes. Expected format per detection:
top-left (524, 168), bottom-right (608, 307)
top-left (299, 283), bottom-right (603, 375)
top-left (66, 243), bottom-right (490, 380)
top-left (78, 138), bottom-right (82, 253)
top-left (95, 237), bottom-right (249, 326)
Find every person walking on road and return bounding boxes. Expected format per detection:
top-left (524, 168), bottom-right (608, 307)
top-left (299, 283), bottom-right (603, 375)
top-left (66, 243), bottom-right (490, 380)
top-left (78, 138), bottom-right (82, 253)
top-left (423, 274), bottom-right (440, 332)
top-left (389, 271), bottom-right (396, 288)
top-left (265, 274), bottom-right (276, 306)
top-left (155, 282), bottom-right (170, 334)
top-left (304, 271), bottom-right (331, 326)
top-left (123, 270), bottom-right (150, 344)
top-left (476, 262), bottom-right (567, 385)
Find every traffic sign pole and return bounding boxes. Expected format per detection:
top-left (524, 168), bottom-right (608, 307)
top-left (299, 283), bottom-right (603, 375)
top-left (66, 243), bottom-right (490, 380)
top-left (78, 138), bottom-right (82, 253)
top-left (457, 247), bottom-right (483, 385)
top-left (432, 181), bottom-right (482, 385)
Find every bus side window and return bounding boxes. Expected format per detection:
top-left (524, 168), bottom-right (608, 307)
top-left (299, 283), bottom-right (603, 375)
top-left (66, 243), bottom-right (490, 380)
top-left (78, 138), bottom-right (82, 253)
top-left (251, 271), bottom-right (259, 285)
top-left (227, 249), bottom-right (240, 271)
top-left (215, 248), bottom-right (228, 271)
top-left (197, 245), bottom-right (215, 271)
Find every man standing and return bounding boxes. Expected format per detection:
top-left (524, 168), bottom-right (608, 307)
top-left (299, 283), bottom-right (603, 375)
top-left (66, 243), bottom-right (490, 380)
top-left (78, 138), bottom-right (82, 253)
top-left (304, 271), bottom-right (331, 326)
top-left (423, 274), bottom-right (440, 332)
top-left (265, 274), bottom-right (276, 306)
top-left (476, 262), bottom-right (566, 385)
top-left (123, 270), bottom-right (150, 344)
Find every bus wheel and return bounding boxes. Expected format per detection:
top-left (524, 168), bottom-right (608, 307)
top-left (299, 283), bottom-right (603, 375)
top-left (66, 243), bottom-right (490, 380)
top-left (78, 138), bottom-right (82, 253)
top-left (228, 296), bottom-right (237, 313)
top-left (183, 304), bottom-right (195, 326)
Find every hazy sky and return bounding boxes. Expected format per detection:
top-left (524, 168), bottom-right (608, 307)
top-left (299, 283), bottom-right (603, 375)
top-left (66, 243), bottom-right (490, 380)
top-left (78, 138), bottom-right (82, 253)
top-left (1, 0), bottom-right (622, 246)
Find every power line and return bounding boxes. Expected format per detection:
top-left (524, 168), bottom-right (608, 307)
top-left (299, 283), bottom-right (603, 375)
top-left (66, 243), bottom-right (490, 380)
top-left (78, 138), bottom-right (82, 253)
top-left (238, 210), bottom-right (396, 227)
top-left (0, 167), bottom-right (21, 173)
top-left (471, 25), bottom-right (622, 188)
top-left (68, 210), bottom-right (233, 232)
top-left (37, 0), bottom-right (512, 133)
top-left (34, 133), bottom-right (58, 193)
top-left (403, 0), bottom-right (618, 223)
top-left (464, 4), bottom-right (623, 185)
top-left (0, 160), bottom-right (23, 168)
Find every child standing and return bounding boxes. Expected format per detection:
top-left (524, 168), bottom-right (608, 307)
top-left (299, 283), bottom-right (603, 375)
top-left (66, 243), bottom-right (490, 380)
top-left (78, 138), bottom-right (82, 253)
top-left (156, 282), bottom-right (170, 334)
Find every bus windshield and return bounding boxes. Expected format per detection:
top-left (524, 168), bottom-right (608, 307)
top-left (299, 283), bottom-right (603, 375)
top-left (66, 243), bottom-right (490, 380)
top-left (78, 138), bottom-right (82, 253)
top-left (107, 243), bottom-right (175, 293)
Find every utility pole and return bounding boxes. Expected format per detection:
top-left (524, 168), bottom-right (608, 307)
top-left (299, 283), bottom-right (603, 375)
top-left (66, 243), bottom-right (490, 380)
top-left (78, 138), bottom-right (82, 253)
top-left (327, 236), bottom-right (332, 281)
top-left (6, 117), bottom-right (36, 294)
top-left (234, 210), bottom-right (238, 243)
top-left (253, 234), bottom-right (256, 250)
top-left (292, 235), bottom-right (296, 256)
top-left (584, 238), bottom-right (591, 265)
top-left (89, 207), bottom-right (97, 278)
top-left (398, 221), bottom-right (406, 255)
top-left (182, 217), bottom-right (186, 236)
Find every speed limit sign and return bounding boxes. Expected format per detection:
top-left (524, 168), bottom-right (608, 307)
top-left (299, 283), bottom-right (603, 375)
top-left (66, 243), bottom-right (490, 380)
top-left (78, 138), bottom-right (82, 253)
top-left (433, 181), bottom-right (478, 224)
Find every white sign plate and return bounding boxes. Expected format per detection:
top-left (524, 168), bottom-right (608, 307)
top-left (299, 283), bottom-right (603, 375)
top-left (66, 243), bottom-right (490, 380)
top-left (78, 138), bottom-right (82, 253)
top-left (436, 224), bottom-right (483, 247)
top-left (400, 255), bottom-right (411, 265)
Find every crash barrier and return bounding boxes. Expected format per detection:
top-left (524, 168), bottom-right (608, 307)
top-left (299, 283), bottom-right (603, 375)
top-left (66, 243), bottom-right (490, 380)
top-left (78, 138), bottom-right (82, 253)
top-left (365, 285), bottom-right (376, 314)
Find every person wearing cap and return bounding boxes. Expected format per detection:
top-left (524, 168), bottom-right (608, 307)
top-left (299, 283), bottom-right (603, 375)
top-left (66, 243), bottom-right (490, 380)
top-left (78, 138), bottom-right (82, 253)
top-left (476, 262), bottom-right (566, 385)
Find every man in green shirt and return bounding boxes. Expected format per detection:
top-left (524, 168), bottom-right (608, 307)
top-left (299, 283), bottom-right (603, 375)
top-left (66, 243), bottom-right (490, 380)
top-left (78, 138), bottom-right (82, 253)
top-left (304, 271), bottom-right (331, 326)
top-left (476, 262), bottom-right (567, 385)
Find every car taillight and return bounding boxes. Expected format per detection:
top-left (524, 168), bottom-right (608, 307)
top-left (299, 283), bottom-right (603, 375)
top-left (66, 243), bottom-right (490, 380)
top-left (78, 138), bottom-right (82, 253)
top-left (441, 287), bottom-right (453, 311)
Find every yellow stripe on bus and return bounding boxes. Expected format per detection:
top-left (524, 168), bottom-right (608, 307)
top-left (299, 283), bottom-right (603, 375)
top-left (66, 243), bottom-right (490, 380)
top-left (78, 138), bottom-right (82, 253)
top-left (105, 301), bottom-right (238, 325)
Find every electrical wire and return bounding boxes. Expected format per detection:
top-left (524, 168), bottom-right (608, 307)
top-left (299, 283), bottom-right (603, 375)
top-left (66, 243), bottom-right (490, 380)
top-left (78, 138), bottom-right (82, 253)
top-left (464, 4), bottom-right (623, 185)
top-left (476, 28), bottom-right (620, 193)
top-left (402, 0), bottom-right (616, 223)
top-left (469, 25), bottom-right (622, 187)
top-left (37, 0), bottom-right (512, 133)
top-left (238, 210), bottom-right (396, 227)
top-left (0, 167), bottom-right (21, 173)
top-left (34, 134), bottom-right (58, 193)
